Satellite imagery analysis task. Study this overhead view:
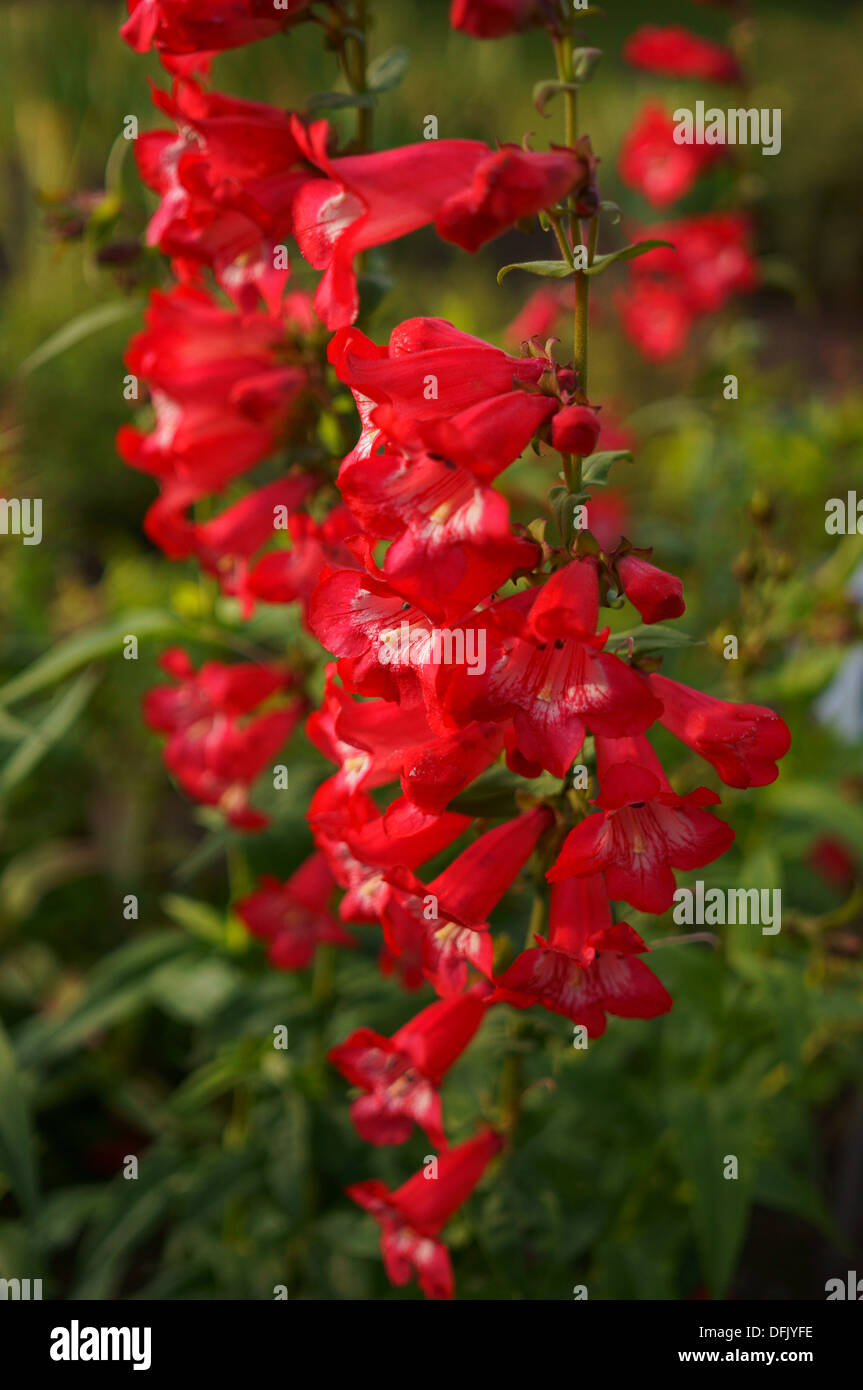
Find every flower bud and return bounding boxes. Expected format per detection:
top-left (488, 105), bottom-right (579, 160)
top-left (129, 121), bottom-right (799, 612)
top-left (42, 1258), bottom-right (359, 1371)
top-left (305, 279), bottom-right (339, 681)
top-left (551, 405), bottom-right (601, 457)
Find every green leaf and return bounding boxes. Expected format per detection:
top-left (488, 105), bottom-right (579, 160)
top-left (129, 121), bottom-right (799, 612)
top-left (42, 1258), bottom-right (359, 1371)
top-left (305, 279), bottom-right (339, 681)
top-left (606, 623), bottom-right (700, 658)
top-left (450, 763), bottom-right (560, 816)
top-left (0, 1018), bottom-right (39, 1215)
top-left (753, 1160), bottom-right (841, 1245)
top-left (532, 79), bottom-right (579, 118)
top-left (583, 239), bottom-right (674, 278)
top-left (552, 489), bottom-right (587, 549)
top-left (307, 90), bottom-right (375, 112)
top-left (450, 765), bottom-right (524, 817)
top-left (149, 956), bottom-right (239, 1025)
top-left (0, 670), bottom-right (99, 803)
top-left (16, 300), bottom-right (140, 378)
top-left (497, 259), bottom-right (574, 286)
top-left (582, 449), bottom-right (633, 486)
top-left (71, 1147), bottom-right (180, 1299)
top-left (161, 893), bottom-right (228, 948)
top-left (0, 609), bottom-right (184, 707)
top-left (572, 47), bottom-right (602, 82)
top-left (764, 781), bottom-right (863, 857)
top-left (366, 46), bottom-right (409, 93)
top-left (13, 931), bottom-right (196, 1066)
top-left (667, 1089), bottom-right (756, 1298)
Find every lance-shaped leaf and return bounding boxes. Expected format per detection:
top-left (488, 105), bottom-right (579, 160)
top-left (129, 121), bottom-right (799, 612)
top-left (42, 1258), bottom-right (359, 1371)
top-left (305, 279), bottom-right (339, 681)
top-left (533, 79), bottom-right (579, 118)
top-left (497, 260), bottom-right (574, 286)
top-left (583, 239), bottom-right (674, 278)
top-left (606, 623), bottom-right (700, 658)
top-left (582, 449), bottom-right (633, 486)
top-left (0, 1018), bottom-right (39, 1215)
top-left (367, 47), bottom-right (410, 93)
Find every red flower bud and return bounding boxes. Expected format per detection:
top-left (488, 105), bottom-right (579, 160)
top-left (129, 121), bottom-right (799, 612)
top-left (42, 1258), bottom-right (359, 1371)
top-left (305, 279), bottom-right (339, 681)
top-left (551, 404), bottom-right (601, 457)
top-left (617, 553), bottom-right (685, 624)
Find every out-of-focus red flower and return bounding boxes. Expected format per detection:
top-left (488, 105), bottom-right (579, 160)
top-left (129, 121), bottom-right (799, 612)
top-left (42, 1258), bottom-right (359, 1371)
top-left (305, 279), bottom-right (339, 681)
top-left (117, 286), bottom-right (311, 547)
top-left (236, 854), bottom-right (355, 968)
top-left (616, 280), bottom-right (695, 362)
top-left (623, 24), bottom-right (742, 84)
top-left (329, 985), bottom-right (489, 1147)
top-left (649, 674), bottom-right (791, 788)
top-left (181, 476), bottom-right (320, 615)
top-left (808, 836), bottom-right (857, 891)
top-left (616, 551), bottom-right (686, 624)
top-left (121, 0), bottom-right (312, 74)
top-left (143, 648), bottom-right (303, 830)
top-left (630, 212), bottom-right (758, 315)
top-left (347, 1127), bottom-right (503, 1299)
top-left (618, 213), bottom-right (757, 360)
top-left (492, 874), bottom-right (672, 1034)
top-left (619, 101), bottom-right (727, 208)
top-left (246, 506), bottom-right (362, 620)
top-left (504, 286), bottom-right (572, 347)
top-left (450, 0), bottom-right (559, 38)
top-left (291, 119), bottom-right (594, 327)
top-left (547, 733), bottom-right (734, 913)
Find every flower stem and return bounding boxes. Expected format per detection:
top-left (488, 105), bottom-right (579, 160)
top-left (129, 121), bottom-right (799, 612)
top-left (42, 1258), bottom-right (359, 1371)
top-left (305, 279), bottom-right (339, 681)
top-left (350, 0), bottom-right (372, 153)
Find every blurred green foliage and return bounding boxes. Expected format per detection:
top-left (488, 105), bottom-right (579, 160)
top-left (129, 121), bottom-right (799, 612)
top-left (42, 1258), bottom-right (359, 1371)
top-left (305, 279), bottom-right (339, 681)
top-left (0, 0), bottom-right (861, 1300)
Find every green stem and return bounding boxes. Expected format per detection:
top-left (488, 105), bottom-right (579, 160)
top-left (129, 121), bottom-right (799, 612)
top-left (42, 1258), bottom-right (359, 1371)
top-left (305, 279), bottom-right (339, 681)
top-left (312, 941), bottom-right (337, 1008)
top-left (351, 0), bottom-right (372, 153)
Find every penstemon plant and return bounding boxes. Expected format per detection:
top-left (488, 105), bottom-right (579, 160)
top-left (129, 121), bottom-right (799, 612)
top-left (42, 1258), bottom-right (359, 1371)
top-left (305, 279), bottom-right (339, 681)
top-left (119, 0), bottom-right (790, 1300)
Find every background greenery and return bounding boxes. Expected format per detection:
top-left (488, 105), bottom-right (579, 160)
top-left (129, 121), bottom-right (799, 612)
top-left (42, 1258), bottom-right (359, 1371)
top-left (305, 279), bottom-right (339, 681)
top-left (0, 0), bottom-right (861, 1299)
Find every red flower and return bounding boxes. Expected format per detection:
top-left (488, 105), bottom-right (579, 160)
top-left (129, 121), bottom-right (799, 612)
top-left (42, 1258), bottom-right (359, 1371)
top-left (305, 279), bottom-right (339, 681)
top-left (117, 286), bottom-right (311, 543)
top-left (329, 317), bottom-right (557, 452)
top-left (630, 212), bottom-right (758, 316)
top-left (236, 854), bottom-right (355, 969)
top-left (649, 674), bottom-right (791, 788)
top-left (450, 0), bottom-right (559, 38)
top-left (434, 142), bottom-right (597, 253)
top-left (135, 82), bottom-right (317, 311)
top-left (246, 506), bottom-right (361, 619)
top-left (439, 559), bottom-right (663, 778)
top-left (547, 733), bottom-right (734, 913)
top-left (618, 213), bottom-right (757, 360)
top-left (291, 119), bottom-right (593, 327)
top-left (308, 666), bottom-right (504, 816)
top-left (623, 25), bottom-right (742, 85)
top-left (616, 551), bottom-right (686, 624)
top-left (143, 648), bottom-right (303, 830)
top-left (381, 806), bottom-right (553, 996)
top-left (492, 875), bottom-right (672, 1034)
top-left (154, 477), bottom-right (318, 606)
top-left (347, 1127), bottom-right (503, 1299)
top-left (308, 778), bottom-right (470, 929)
top-left (121, 1), bottom-right (311, 74)
top-left (337, 403), bottom-right (547, 623)
top-left (808, 836), bottom-right (856, 891)
top-left (616, 280), bottom-right (694, 362)
top-left (619, 101), bottom-right (726, 209)
top-left (504, 286), bottom-right (571, 347)
top-left (329, 985), bottom-right (489, 1147)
